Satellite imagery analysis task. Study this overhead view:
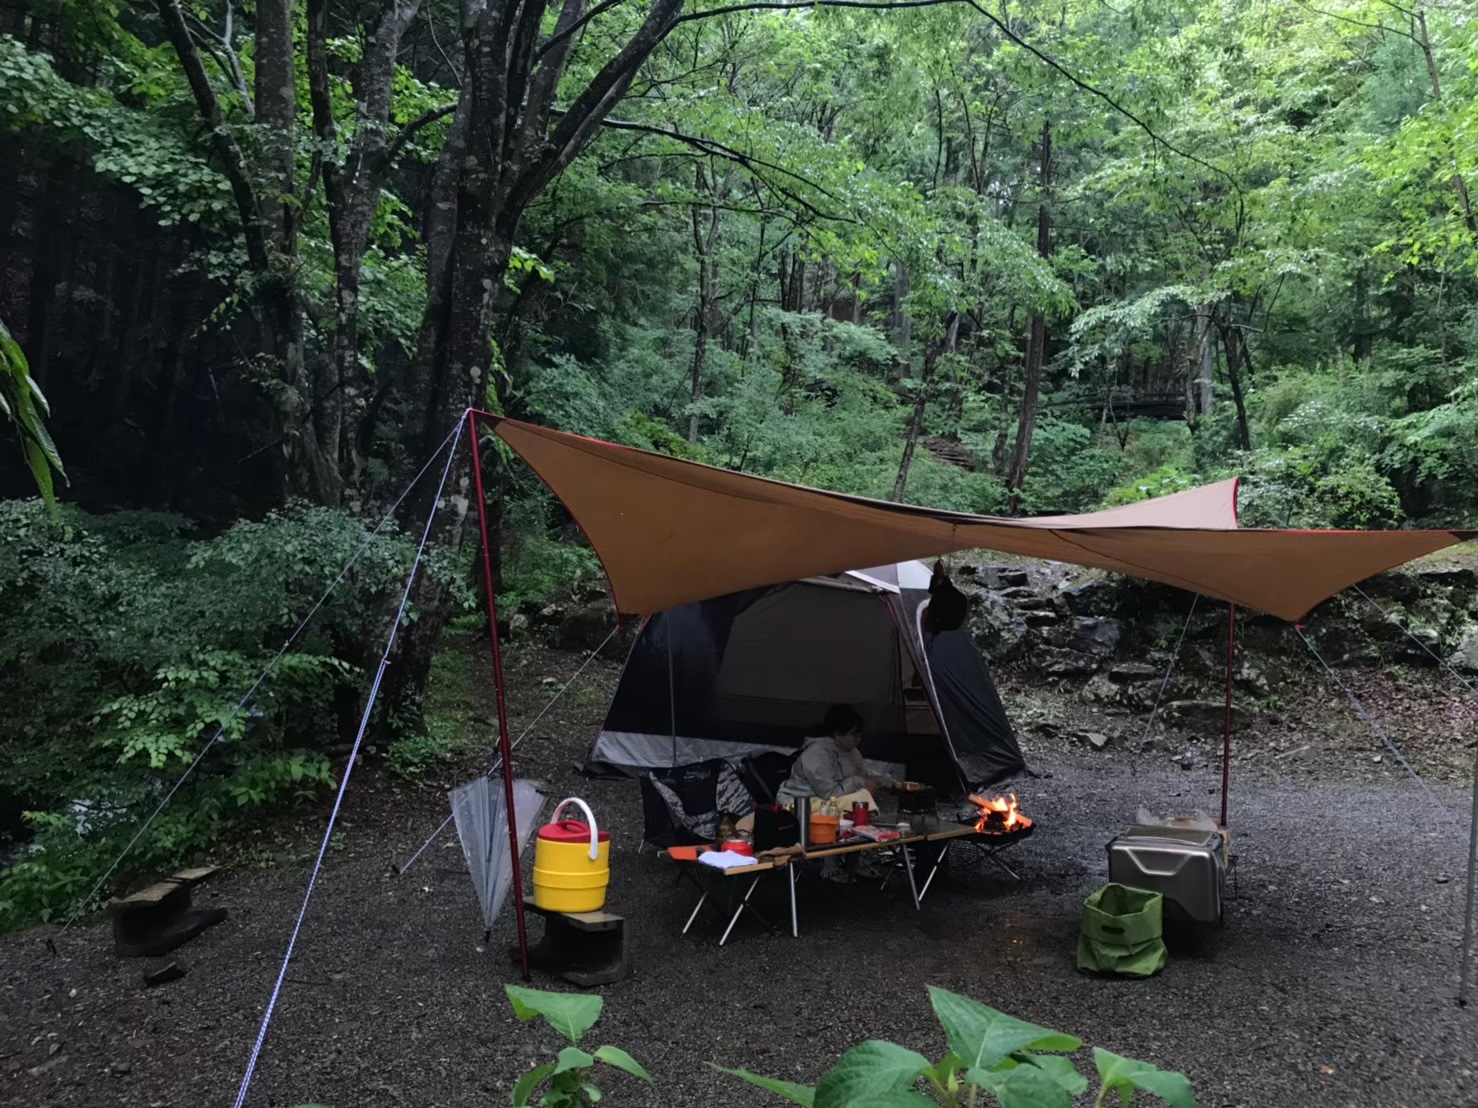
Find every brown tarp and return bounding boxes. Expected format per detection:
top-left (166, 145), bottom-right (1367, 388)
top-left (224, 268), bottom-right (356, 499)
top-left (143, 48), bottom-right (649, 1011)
top-left (487, 416), bottom-right (1471, 621)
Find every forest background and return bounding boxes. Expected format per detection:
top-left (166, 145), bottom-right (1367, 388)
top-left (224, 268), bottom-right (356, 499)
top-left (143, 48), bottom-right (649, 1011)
top-left (0, 0), bottom-right (1474, 928)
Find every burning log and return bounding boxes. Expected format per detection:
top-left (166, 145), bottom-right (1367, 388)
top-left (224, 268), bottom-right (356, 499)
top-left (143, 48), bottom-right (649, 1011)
top-left (969, 793), bottom-right (1032, 835)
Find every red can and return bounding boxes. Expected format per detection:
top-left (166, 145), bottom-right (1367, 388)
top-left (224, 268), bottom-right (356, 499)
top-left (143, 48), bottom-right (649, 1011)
top-left (851, 802), bottom-right (872, 827)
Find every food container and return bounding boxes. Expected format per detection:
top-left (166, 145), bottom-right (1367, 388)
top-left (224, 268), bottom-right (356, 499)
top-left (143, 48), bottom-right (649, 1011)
top-left (1107, 826), bottom-right (1225, 925)
top-left (721, 837), bottom-right (754, 857)
top-left (808, 813), bottom-right (840, 845)
top-left (851, 802), bottom-right (872, 827)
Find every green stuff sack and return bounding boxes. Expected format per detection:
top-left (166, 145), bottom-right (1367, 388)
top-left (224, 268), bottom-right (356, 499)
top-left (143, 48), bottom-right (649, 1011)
top-left (1081, 882), bottom-right (1163, 946)
top-left (1077, 934), bottom-right (1167, 977)
top-left (1078, 883), bottom-right (1167, 977)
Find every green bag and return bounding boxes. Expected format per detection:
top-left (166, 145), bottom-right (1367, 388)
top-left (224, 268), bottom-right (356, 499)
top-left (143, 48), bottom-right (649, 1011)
top-left (1077, 935), bottom-right (1167, 977)
top-left (1081, 883), bottom-right (1163, 947)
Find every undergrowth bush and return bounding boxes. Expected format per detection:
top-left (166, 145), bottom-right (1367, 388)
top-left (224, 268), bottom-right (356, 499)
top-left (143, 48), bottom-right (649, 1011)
top-left (0, 499), bottom-right (444, 930)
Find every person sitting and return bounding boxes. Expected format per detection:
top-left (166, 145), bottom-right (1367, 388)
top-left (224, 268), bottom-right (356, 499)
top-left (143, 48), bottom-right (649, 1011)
top-left (778, 704), bottom-right (897, 883)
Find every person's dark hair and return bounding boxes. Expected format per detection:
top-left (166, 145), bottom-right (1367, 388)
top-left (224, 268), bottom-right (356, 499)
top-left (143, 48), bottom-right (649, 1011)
top-left (822, 704), bottom-right (863, 737)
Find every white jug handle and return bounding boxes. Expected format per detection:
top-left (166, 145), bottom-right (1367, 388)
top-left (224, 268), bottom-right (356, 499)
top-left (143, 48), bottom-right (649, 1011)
top-left (550, 797), bottom-right (600, 860)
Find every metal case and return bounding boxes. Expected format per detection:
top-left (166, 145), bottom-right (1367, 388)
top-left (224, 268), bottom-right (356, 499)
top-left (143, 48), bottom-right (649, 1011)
top-left (1107, 826), bottom-right (1225, 925)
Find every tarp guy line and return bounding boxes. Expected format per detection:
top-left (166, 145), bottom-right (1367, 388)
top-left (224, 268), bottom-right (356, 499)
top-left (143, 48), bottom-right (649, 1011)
top-left (230, 418), bottom-right (465, 1108)
top-left (54, 417), bottom-right (467, 941)
top-left (394, 625), bottom-right (619, 876)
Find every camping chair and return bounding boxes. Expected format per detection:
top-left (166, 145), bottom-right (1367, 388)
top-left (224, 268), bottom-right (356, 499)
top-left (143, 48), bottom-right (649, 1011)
top-left (639, 760), bottom-right (757, 851)
top-left (736, 750), bottom-right (798, 804)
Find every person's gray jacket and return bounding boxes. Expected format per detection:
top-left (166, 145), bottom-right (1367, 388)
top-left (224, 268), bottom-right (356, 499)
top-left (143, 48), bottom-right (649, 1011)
top-left (777, 735), bottom-right (882, 802)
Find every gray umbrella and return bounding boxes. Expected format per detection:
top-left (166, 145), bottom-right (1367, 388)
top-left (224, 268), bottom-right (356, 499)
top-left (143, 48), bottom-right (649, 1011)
top-left (449, 776), bottom-right (545, 935)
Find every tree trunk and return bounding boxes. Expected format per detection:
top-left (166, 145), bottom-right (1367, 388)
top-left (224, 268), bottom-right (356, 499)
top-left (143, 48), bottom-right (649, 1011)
top-left (891, 260), bottom-right (912, 378)
top-left (254, 0), bottom-right (296, 251)
top-left (893, 313), bottom-right (958, 501)
top-left (687, 161), bottom-right (724, 443)
top-left (1194, 303), bottom-right (1215, 420)
top-left (1006, 120), bottom-right (1052, 508)
top-left (1219, 321), bottom-right (1253, 451)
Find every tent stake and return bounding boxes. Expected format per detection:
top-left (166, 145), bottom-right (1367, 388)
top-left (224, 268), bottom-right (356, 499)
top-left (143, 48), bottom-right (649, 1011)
top-left (469, 410), bottom-right (531, 982)
top-left (1460, 734), bottom-right (1478, 1007)
top-left (1221, 602), bottom-right (1235, 828)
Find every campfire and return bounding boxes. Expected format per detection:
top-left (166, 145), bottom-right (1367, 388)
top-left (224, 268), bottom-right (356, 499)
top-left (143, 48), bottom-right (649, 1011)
top-left (968, 793), bottom-right (1032, 835)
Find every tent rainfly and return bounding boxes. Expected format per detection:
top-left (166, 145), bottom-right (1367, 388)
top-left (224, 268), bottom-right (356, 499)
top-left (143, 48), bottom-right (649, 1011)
top-left (586, 561), bottom-right (1025, 794)
top-left (485, 416), bottom-right (1472, 621)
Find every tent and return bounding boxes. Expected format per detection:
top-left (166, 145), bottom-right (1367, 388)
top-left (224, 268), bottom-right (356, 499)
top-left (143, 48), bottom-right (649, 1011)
top-left (586, 560), bottom-right (1024, 795)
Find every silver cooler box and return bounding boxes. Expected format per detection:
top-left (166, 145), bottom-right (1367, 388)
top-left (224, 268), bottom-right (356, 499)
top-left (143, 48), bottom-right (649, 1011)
top-left (1107, 826), bottom-right (1225, 925)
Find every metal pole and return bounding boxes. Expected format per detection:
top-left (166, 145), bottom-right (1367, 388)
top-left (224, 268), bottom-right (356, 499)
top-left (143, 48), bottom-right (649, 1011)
top-left (1460, 734), bottom-right (1478, 1006)
top-left (1221, 602), bottom-right (1235, 828)
top-left (667, 612), bottom-right (677, 767)
top-left (468, 411), bottom-right (530, 981)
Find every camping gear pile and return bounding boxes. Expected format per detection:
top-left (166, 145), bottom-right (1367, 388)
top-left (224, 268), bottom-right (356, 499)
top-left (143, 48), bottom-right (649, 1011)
top-left (1078, 883), bottom-right (1168, 977)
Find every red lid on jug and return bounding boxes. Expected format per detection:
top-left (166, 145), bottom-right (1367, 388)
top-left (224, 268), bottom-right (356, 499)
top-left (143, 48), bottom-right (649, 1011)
top-left (539, 820), bottom-right (611, 843)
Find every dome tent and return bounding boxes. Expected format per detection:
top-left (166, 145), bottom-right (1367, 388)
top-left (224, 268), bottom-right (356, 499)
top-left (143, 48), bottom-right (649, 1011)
top-left (584, 560), bottom-right (1024, 796)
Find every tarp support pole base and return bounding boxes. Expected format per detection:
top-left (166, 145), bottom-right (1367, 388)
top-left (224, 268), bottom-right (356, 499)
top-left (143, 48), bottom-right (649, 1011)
top-left (469, 410), bottom-right (530, 982)
top-left (1221, 602), bottom-right (1235, 829)
top-left (1460, 731), bottom-right (1478, 1007)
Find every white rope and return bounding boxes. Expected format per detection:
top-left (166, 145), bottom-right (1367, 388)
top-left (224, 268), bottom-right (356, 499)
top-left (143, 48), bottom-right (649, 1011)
top-left (1136, 593), bottom-right (1199, 750)
top-left (230, 417), bottom-right (466, 1108)
top-left (395, 625), bottom-right (620, 876)
top-left (55, 418), bottom-right (468, 937)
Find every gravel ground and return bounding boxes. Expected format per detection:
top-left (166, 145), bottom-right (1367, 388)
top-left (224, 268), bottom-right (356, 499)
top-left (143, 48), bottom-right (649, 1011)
top-left (3, 642), bottom-right (1477, 1108)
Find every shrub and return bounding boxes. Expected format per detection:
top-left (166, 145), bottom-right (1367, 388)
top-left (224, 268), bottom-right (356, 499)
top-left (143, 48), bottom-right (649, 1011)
top-left (0, 499), bottom-right (429, 929)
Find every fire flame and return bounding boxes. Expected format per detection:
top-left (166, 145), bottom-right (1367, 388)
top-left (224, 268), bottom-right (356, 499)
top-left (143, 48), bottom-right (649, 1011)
top-left (969, 793), bottom-right (1032, 834)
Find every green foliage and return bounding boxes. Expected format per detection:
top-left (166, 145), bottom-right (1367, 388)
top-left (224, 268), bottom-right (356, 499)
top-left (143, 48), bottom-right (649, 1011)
top-left (721, 985), bottom-right (1195, 1108)
top-left (0, 500), bottom-right (421, 930)
top-left (0, 320), bottom-right (64, 509)
top-left (505, 985), bottom-right (652, 1107)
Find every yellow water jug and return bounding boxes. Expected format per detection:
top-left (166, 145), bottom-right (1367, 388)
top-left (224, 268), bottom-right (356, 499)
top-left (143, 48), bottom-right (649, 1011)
top-left (532, 797), bottom-right (611, 913)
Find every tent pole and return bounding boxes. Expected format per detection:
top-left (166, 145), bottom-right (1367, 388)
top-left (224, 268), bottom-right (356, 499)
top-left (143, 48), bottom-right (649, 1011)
top-left (468, 410), bottom-right (530, 981)
top-left (1460, 735), bottom-right (1478, 1006)
top-left (667, 612), bottom-right (676, 767)
top-left (1221, 602), bottom-right (1235, 828)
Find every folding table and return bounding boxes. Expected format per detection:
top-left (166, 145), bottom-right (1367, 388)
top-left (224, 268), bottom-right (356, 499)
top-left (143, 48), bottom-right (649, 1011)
top-left (666, 822), bottom-right (978, 945)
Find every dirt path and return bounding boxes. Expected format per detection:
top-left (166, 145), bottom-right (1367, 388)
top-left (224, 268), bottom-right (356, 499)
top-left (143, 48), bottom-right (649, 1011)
top-left (3, 643), bottom-right (1476, 1108)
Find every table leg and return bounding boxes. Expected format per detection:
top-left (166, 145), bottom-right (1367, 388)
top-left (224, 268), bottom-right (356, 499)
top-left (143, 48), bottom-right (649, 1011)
top-left (917, 842), bottom-right (950, 903)
top-left (719, 876), bottom-right (762, 946)
top-left (902, 844), bottom-right (921, 911)
top-left (788, 864), bottom-right (799, 938)
top-left (682, 888), bottom-right (709, 934)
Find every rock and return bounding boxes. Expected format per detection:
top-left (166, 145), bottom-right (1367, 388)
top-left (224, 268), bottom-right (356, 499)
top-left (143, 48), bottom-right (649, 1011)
top-left (551, 601), bottom-right (616, 653)
top-left (1395, 626), bottom-right (1442, 664)
top-left (1059, 578), bottom-right (1118, 616)
top-left (27, 1058), bottom-right (63, 1078)
top-left (532, 603), bottom-right (566, 628)
top-left (1176, 754), bottom-right (1194, 770)
top-left (1068, 617), bottom-right (1121, 655)
top-left (1109, 662), bottom-right (1161, 684)
top-left (1022, 609), bottom-right (1060, 628)
top-left (968, 591), bottom-right (1030, 661)
top-left (1164, 699), bottom-right (1250, 726)
top-left (109, 1061), bottom-right (132, 1077)
top-left (964, 564), bottom-right (1029, 590)
top-left (1080, 731), bottom-right (1110, 749)
top-left (508, 612), bottom-right (530, 639)
top-left (1360, 572), bottom-right (1423, 602)
top-left (998, 586), bottom-right (1041, 604)
top-left (1417, 567), bottom-right (1478, 590)
top-left (1448, 628), bottom-right (1478, 675)
top-left (1235, 664), bottom-right (1269, 696)
top-left (48, 1042), bottom-right (61, 1056)
top-left (997, 568), bottom-right (1030, 589)
top-left (143, 962), bottom-right (186, 988)
top-left (1437, 874), bottom-right (1452, 884)
top-left (1038, 649), bottom-right (1099, 677)
top-left (1080, 674), bottom-right (1119, 704)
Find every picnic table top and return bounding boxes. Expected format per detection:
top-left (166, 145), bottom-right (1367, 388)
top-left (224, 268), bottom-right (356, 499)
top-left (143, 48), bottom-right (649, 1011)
top-left (663, 822), bottom-right (978, 876)
top-left (109, 865), bottom-right (221, 909)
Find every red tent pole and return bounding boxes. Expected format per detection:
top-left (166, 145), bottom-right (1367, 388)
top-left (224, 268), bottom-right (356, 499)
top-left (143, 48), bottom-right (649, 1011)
top-left (468, 409), bottom-right (531, 980)
top-left (1221, 602), bottom-right (1236, 828)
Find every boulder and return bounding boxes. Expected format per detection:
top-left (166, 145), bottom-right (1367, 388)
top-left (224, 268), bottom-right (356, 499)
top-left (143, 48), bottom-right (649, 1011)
top-left (968, 591), bottom-right (1030, 661)
top-left (532, 603), bottom-right (567, 629)
top-left (1109, 662), bottom-right (1162, 684)
top-left (1234, 664), bottom-right (1269, 696)
top-left (1449, 628), bottom-right (1478, 675)
top-left (552, 601), bottom-right (617, 654)
top-left (1022, 609), bottom-right (1060, 628)
top-left (1068, 616), bottom-right (1121, 655)
top-left (1059, 578), bottom-right (1121, 617)
top-left (1039, 648), bottom-right (1099, 677)
top-left (1163, 699), bottom-right (1250, 726)
top-left (1080, 673), bottom-right (1119, 704)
